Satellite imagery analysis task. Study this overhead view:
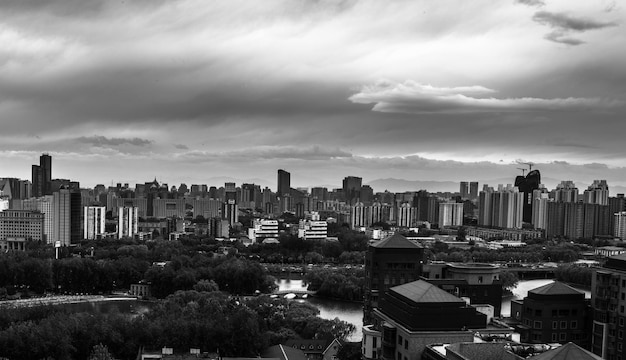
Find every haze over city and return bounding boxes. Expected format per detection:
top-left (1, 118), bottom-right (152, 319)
top-left (1, 0), bottom-right (624, 189)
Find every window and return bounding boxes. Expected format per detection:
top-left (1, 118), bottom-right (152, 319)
top-left (404, 340), bottom-right (408, 350)
top-left (552, 321), bottom-right (558, 330)
top-left (398, 335), bottom-right (402, 345)
top-left (621, 318), bottom-right (625, 327)
top-left (620, 343), bottom-right (623, 352)
top-left (372, 351), bottom-right (377, 359)
top-left (373, 338), bottom-right (377, 348)
top-left (478, 276), bottom-right (483, 284)
top-left (571, 321), bottom-right (578, 330)
top-left (534, 321), bottom-right (542, 329)
top-left (560, 333), bottom-right (566, 341)
top-left (552, 333), bottom-right (558, 342)
top-left (620, 330), bottom-right (624, 340)
top-left (552, 309), bottom-right (558, 317)
top-left (561, 321), bottom-right (567, 329)
top-left (622, 292), bottom-right (625, 301)
top-left (535, 309), bottom-right (542, 317)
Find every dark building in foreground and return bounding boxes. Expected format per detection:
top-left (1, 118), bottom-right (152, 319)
top-left (423, 262), bottom-right (503, 317)
top-left (363, 280), bottom-right (489, 360)
top-left (364, 234), bottom-right (425, 325)
top-left (592, 253), bottom-right (626, 359)
top-left (510, 281), bottom-right (590, 348)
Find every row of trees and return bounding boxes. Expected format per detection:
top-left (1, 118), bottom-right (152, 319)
top-left (428, 242), bottom-right (584, 264)
top-left (0, 290), bottom-right (355, 360)
top-left (305, 268), bottom-right (365, 302)
top-left (0, 252), bottom-right (275, 299)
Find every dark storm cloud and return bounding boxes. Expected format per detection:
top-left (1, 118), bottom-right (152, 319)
top-left (532, 11), bottom-right (618, 45)
top-left (177, 146), bottom-right (353, 163)
top-left (349, 80), bottom-right (621, 115)
top-left (544, 32), bottom-right (586, 46)
top-left (75, 136), bottom-right (152, 147)
top-left (533, 11), bottom-right (618, 31)
top-left (515, 0), bottom-right (545, 7)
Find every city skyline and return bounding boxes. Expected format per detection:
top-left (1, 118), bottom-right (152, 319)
top-left (0, 1), bottom-right (624, 189)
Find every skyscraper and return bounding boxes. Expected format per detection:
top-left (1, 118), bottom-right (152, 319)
top-left (342, 176), bottom-right (362, 205)
top-left (460, 181), bottom-right (469, 199)
top-left (514, 169), bottom-right (541, 224)
top-left (469, 181), bottom-right (479, 200)
top-left (277, 169), bottom-right (290, 196)
top-left (53, 188), bottom-right (81, 246)
top-left (584, 180), bottom-right (609, 205)
top-left (118, 206), bottom-right (139, 239)
top-left (32, 154), bottom-right (52, 197)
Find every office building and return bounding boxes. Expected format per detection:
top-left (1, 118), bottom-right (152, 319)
top-left (298, 219), bottom-right (328, 241)
top-left (510, 281), bottom-right (589, 347)
top-left (84, 206), bottom-right (106, 240)
top-left (343, 176), bottom-right (362, 205)
top-left (460, 182), bottom-right (469, 199)
top-left (32, 154), bottom-right (52, 198)
top-left (19, 195), bottom-right (54, 243)
top-left (53, 188), bottom-right (82, 246)
top-left (364, 234), bottom-right (425, 324)
top-left (469, 181), bottom-right (479, 200)
top-left (0, 210), bottom-right (44, 250)
top-left (248, 219), bottom-right (279, 242)
top-left (277, 169), bottom-right (290, 197)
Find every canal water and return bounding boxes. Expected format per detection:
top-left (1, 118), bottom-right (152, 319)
top-left (277, 278), bottom-right (592, 342)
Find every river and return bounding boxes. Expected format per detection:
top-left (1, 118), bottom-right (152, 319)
top-left (277, 278), bottom-right (592, 342)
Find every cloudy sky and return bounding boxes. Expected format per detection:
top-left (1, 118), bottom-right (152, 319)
top-left (1, 0), bottom-right (624, 191)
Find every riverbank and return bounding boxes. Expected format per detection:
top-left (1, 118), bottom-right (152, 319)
top-left (0, 294), bottom-right (138, 309)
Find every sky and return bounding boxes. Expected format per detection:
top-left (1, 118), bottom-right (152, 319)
top-left (0, 0), bottom-right (625, 192)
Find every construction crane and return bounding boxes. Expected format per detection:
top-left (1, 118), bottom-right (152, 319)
top-left (516, 161), bottom-right (534, 172)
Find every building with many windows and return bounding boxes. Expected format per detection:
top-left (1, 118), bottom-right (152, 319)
top-left (438, 202), bottom-right (463, 227)
top-left (510, 281), bottom-right (590, 347)
top-left (118, 206), bottom-right (139, 239)
top-left (0, 210), bottom-right (44, 251)
top-left (248, 219), bottom-right (279, 242)
top-left (364, 234), bottom-right (425, 325)
top-left (84, 206), bottom-right (106, 240)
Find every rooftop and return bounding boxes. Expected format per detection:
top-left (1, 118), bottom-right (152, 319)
top-left (529, 281), bottom-right (584, 296)
top-left (370, 234), bottom-right (423, 249)
top-left (390, 280), bottom-right (464, 304)
top-left (527, 342), bottom-right (601, 360)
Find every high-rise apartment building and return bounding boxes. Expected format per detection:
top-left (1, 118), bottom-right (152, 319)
top-left (396, 202), bottom-right (415, 228)
top-left (350, 202), bottom-right (367, 229)
top-left (584, 180), bottom-right (609, 206)
top-left (118, 206), bottom-right (139, 239)
top-left (277, 169), bottom-right (290, 197)
top-left (438, 202), bottom-right (464, 227)
top-left (531, 191), bottom-right (550, 230)
top-left (84, 206), bottom-right (106, 240)
top-left (479, 185), bottom-right (524, 229)
top-left (553, 181), bottom-right (579, 203)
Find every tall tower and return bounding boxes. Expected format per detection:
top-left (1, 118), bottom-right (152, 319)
top-left (40, 153), bottom-right (52, 195)
top-left (342, 176), bottom-right (362, 205)
top-left (514, 169), bottom-right (541, 224)
top-left (277, 169), bottom-right (290, 197)
top-left (459, 181), bottom-right (469, 199)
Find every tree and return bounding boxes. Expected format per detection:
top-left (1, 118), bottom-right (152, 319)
top-left (500, 271), bottom-right (519, 293)
top-left (337, 342), bottom-right (361, 360)
top-left (89, 344), bottom-right (117, 360)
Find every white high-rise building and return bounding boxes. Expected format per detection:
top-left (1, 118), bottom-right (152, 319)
top-left (532, 191), bottom-right (550, 230)
top-left (615, 212), bottom-right (626, 240)
top-left (438, 202), bottom-right (463, 227)
top-left (350, 202), bottom-right (367, 229)
top-left (584, 180), bottom-right (609, 205)
top-left (479, 185), bottom-right (524, 229)
top-left (118, 206), bottom-right (138, 239)
top-left (84, 206), bottom-right (106, 240)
